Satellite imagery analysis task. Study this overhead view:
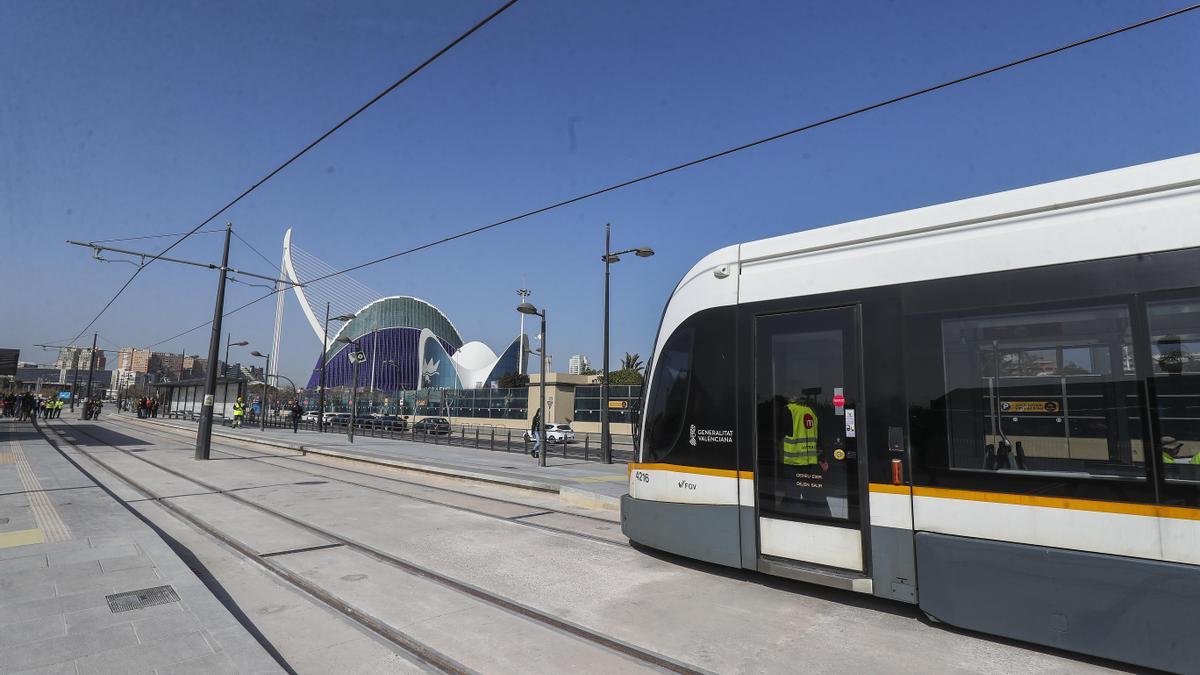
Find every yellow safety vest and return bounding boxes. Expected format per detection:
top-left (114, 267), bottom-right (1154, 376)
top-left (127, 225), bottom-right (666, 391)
top-left (783, 403), bottom-right (819, 466)
top-left (1163, 450), bottom-right (1200, 466)
top-left (54, 400), bottom-right (63, 410)
top-left (233, 402), bottom-right (244, 417)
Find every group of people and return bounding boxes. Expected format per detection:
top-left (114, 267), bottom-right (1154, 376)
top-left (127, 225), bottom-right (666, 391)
top-left (0, 393), bottom-right (103, 420)
top-left (135, 397), bottom-right (161, 418)
top-left (1, 393), bottom-right (61, 420)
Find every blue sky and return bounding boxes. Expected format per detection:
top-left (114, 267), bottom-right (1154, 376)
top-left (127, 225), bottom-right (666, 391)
top-left (2, 0), bottom-right (1198, 382)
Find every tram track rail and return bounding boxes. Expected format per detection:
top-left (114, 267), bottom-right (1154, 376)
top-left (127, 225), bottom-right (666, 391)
top-left (33, 419), bottom-right (468, 674)
top-left (42, 418), bottom-right (705, 675)
top-left (107, 416), bottom-right (628, 547)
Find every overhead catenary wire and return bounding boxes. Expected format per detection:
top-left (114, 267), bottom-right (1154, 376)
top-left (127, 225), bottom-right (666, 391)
top-left (232, 229), bottom-right (281, 271)
top-left (89, 229), bottom-right (225, 244)
top-left (301, 2), bottom-right (1200, 286)
top-left (136, 3), bottom-right (1199, 353)
top-left (62, 0), bottom-right (521, 347)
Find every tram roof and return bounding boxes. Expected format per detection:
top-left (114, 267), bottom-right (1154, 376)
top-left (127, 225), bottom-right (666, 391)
top-left (737, 151), bottom-right (1200, 266)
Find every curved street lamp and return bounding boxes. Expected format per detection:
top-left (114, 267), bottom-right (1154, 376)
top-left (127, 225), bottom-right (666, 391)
top-left (602, 223), bottom-right (654, 463)
top-left (317, 306), bottom-right (357, 432)
top-left (335, 335), bottom-right (362, 443)
top-left (250, 350), bottom-right (270, 431)
top-left (225, 336), bottom-right (249, 378)
top-left (517, 302), bottom-right (548, 468)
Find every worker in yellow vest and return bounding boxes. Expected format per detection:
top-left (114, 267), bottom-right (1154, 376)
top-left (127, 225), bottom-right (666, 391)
top-left (53, 398), bottom-right (64, 419)
top-left (1162, 437), bottom-right (1200, 466)
top-left (232, 397), bottom-right (245, 428)
top-left (783, 402), bottom-right (820, 466)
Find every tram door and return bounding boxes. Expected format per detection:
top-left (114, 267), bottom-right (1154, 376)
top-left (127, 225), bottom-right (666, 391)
top-left (754, 306), bottom-right (865, 571)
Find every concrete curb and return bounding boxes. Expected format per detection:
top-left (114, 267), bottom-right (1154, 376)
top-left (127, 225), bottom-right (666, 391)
top-left (120, 415), bottom-right (619, 509)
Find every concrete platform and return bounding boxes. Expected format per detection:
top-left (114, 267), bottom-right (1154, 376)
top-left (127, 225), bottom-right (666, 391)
top-left (121, 413), bottom-right (628, 511)
top-left (0, 418), bottom-right (283, 675)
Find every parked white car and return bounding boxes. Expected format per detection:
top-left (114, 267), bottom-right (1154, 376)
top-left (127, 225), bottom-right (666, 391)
top-left (523, 423), bottom-right (575, 443)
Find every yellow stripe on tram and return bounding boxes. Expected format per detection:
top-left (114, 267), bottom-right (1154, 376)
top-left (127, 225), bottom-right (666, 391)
top-left (867, 483), bottom-right (1200, 521)
top-left (628, 462), bottom-right (753, 480)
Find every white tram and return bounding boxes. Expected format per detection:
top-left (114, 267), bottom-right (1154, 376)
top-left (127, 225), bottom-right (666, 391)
top-left (622, 153), bottom-right (1200, 673)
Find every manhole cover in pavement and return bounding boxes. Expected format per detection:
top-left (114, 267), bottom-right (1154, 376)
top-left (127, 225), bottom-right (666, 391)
top-left (106, 585), bottom-right (180, 613)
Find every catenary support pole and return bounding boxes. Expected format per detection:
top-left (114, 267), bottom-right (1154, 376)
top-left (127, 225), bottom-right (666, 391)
top-left (196, 223), bottom-right (233, 460)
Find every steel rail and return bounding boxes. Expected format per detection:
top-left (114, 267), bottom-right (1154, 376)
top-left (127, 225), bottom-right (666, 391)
top-left (49, 419), bottom-right (707, 675)
top-left (113, 419), bottom-right (627, 547)
top-left (35, 420), bottom-right (474, 675)
top-left (116, 416), bottom-right (622, 526)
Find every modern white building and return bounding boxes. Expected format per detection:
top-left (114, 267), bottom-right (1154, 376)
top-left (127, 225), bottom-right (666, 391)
top-left (568, 354), bottom-right (590, 375)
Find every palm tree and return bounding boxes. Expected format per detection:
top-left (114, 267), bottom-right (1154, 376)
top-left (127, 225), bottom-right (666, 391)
top-left (620, 352), bottom-right (643, 373)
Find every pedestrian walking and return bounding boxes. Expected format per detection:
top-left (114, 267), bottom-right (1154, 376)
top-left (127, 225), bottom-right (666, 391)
top-left (530, 408), bottom-right (542, 459)
top-left (289, 400), bottom-right (303, 433)
top-left (151, 398), bottom-right (159, 418)
top-left (53, 398), bottom-right (64, 418)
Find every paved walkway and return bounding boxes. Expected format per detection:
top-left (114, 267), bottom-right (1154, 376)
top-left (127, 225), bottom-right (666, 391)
top-left (0, 418), bottom-right (282, 674)
top-left (118, 413), bottom-right (629, 510)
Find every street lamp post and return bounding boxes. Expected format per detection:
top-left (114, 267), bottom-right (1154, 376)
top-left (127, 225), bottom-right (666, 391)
top-left (517, 302), bottom-right (547, 468)
top-left (225, 335), bottom-right (249, 378)
top-left (601, 223), bottom-right (655, 464)
top-left (81, 333), bottom-right (97, 419)
top-left (516, 288), bottom-right (530, 375)
top-left (320, 310), bottom-right (356, 433)
top-left (335, 336), bottom-right (362, 443)
top-left (250, 351), bottom-right (270, 431)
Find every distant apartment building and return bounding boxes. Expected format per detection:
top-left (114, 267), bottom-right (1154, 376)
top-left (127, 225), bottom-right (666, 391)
top-left (116, 347), bottom-right (215, 381)
top-left (568, 354), bottom-right (590, 375)
top-left (54, 346), bottom-right (105, 371)
top-left (117, 348), bottom-right (154, 373)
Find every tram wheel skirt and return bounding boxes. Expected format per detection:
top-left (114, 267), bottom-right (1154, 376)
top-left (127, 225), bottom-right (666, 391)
top-left (916, 532), bottom-right (1200, 674)
top-left (621, 495), bottom-right (742, 568)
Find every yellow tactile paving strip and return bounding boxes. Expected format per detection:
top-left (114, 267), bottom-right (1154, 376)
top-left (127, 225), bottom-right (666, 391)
top-left (8, 439), bottom-right (72, 542)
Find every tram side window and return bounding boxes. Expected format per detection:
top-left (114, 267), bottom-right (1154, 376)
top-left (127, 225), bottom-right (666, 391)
top-left (939, 305), bottom-right (1145, 480)
top-left (642, 328), bottom-right (693, 462)
top-left (1148, 299), bottom-right (1200, 484)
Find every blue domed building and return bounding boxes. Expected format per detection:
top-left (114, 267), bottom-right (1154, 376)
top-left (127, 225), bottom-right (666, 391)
top-left (304, 296), bottom-right (526, 392)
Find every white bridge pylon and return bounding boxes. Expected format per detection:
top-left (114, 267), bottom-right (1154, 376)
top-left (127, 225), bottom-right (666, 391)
top-left (280, 228), bottom-right (384, 352)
